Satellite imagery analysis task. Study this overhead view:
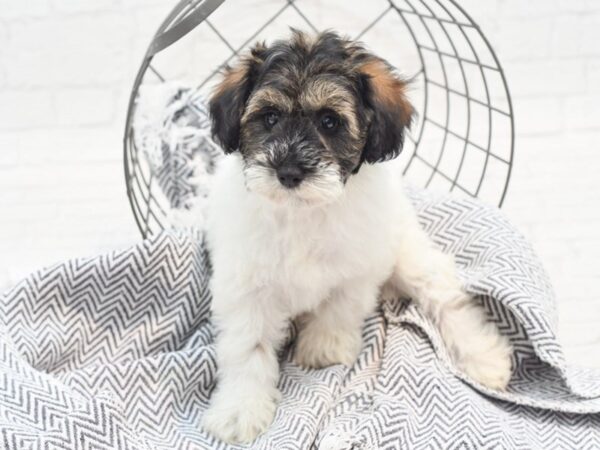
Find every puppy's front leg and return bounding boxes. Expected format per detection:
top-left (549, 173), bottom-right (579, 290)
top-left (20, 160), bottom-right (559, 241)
top-left (294, 280), bottom-right (379, 369)
top-left (387, 206), bottom-right (513, 390)
top-left (202, 288), bottom-right (286, 444)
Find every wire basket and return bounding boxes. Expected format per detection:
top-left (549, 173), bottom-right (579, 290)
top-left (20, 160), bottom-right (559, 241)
top-left (124, 0), bottom-right (515, 238)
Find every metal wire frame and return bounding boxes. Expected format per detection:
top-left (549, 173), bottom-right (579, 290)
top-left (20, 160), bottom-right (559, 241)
top-left (124, 0), bottom-right (515, 238)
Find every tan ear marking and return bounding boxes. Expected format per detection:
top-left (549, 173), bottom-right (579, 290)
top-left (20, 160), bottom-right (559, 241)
top-left (214, 65), bottom-right (247, 97)
top-left (213, 42), bottom-right (265, 98)
top-left (359, 59), bottom-right (413, 125)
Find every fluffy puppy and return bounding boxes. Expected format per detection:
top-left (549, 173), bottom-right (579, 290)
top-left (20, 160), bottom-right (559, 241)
top-left (202, 30), bottom-right (512, 444)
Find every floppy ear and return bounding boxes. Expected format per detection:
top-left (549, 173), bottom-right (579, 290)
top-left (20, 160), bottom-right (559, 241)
top-left (358, 58), bottom-right (414, 164)
top-left (209, 43), bottom-right (266, 153)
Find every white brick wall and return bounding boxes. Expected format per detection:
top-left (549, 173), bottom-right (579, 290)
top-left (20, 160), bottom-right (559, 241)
top-left (1, 0), bottom-right (599, 368)
top-left (473, 1), bottom-right (600, 367)
top-left (0, 0), bottom-right (171, 284)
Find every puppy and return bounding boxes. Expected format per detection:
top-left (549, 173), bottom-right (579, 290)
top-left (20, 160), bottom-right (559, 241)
top-left (202, 30), bottom-right (512, 444)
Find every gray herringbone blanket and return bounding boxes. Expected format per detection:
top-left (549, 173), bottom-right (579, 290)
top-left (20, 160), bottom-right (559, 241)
top-left (2, 88), bottom-right (600, 449)
top-left (2, 189), bottom-right (600, 449)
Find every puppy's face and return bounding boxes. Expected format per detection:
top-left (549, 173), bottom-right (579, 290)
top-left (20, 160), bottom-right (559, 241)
top-left (210, 30), bottom-right (413, 206)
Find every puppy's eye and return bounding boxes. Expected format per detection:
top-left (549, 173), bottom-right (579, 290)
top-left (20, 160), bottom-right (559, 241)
top-left (320, 114), bottom-right (339, 131)
top-left (264, 111), bottom-right (279, 129)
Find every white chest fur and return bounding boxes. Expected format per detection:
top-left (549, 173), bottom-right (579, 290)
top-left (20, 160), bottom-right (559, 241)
top-left (206, 155), bottom-right (404, 317)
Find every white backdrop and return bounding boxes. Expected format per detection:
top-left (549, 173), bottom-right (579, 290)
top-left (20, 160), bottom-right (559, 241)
top-left (1, 0), bottom-right (599, 368)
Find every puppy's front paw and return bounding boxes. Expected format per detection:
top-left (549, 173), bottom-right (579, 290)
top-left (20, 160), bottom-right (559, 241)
top-left (202, 387), bottom-right (279, 444)
top-left (454, 322), bottom-right (513, 391)
top-left (294, 325), bottom-right (362, 369)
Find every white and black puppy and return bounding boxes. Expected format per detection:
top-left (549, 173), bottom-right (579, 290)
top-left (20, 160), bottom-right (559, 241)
top-left (202, 30), bottom-right (512, 444)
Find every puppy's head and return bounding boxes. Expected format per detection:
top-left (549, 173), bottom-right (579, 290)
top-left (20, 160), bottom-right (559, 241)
top-left (210, 30), bottom-right (413, 206)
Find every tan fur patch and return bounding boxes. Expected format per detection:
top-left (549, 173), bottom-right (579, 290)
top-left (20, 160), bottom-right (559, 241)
top-left (291, 28), bottom-right (316, 53)
top-left (213, 42), bottom-right (266, 98)
top-left (242, 87), bottom-right (294, 123)
top-left (214, 64), bottom-right (247, 98)
top-left (254, 342), bottom-right (267, 354)
top-left (299, 79), bottom-right (360, 138)
top-left (360, 59), bottom-right (413, 125)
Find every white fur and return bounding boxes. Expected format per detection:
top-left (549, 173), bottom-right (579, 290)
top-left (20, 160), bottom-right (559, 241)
top-left (202, 154), bottom-right (512, 444)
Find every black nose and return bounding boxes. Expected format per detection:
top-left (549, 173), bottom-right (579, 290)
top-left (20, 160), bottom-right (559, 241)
top-left (276, 164), bottom-right (304, 188)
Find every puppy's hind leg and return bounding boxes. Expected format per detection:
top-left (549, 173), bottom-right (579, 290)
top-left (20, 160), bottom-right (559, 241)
top-left (294, 280), bottom-right (380, 369)
top-left (387, 210), bottom-right (513, 390)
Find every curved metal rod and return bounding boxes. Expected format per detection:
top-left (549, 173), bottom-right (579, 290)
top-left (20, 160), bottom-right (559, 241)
top-left (124, 0), bottom-right (223, 237)
top-left (148, 0), bottom-right (225, 57)
top-left (423, 0), bottom-right (475, 194)
top-left (433, 1), bottom-right (494, 200)
top-left (413, 0), bottom-right (472, 190)
top-left (446, 0), bottom-right (515, 206)
top-left (124, 0), bottom-right (516, 238)
top-left (401, 0), bottom-right (452, 190)
top-left (388, 0), bottom-right (430, 178)
top-left (197, 1), bottom-right (293, 90)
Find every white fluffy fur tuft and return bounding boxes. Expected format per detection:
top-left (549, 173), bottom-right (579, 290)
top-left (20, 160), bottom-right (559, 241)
top-left (202, 154), bottom-right (512, 443)
top-left (243, 158), bottom-right (344, 207)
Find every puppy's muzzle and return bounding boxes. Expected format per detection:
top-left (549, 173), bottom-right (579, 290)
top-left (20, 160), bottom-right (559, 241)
top-left (276, 163), bottom-right (305, 189)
